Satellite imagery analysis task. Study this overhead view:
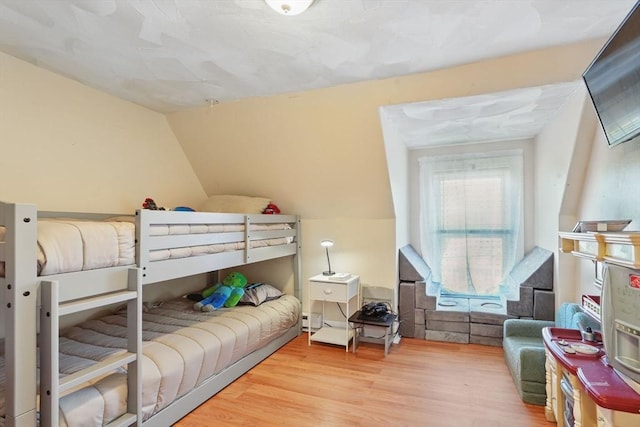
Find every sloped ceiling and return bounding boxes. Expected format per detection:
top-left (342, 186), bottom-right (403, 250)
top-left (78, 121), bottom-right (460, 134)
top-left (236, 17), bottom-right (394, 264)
top-left (0, 0), bottom-right (636, 146)
top-left (381, 81), bottom-right (582, 147)
top-left (0, 0), bottom-right (635, 111)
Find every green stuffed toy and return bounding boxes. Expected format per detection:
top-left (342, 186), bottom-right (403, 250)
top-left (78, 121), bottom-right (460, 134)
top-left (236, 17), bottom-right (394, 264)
top-left (193, 272), bottom-right (248, 312)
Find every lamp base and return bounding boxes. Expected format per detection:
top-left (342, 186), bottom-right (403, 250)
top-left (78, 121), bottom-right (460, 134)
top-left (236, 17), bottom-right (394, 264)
top-left (322, 271), bottom-right (335, 276)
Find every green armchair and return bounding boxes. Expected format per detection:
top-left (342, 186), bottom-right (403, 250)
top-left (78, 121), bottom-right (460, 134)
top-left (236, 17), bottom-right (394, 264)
top-left (502, 303), bottom-right (600, 405)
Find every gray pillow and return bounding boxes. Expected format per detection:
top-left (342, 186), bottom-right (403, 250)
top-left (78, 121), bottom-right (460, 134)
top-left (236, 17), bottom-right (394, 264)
top-left (239, 284), bottom-right (284, 306)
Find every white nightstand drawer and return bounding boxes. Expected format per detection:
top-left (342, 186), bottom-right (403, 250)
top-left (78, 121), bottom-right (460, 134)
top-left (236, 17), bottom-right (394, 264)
top-left (309, 281), bottom-right (350, 302)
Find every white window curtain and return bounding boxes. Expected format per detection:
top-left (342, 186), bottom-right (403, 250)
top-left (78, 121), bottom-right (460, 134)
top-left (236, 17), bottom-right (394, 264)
top-left (419, 150), bottom-right (524, 296)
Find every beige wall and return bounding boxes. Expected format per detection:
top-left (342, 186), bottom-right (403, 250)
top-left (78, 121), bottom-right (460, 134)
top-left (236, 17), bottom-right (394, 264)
top-left (534, 88), bottom-right (597, 307)
top-left (535, 83), bottom-right (640, 308)
top-left (380, 111), bottom-right (410, 249)
top-left (0, 52), bottom-right (206, 213)
top-left (380, 112), bottom-right (409, 306)
top-left (574, 126), bottom-right (640, 300)
top-left (0, 51), bottom-right (210, 322)
top-left (167, 39), bottom-right (608, 309)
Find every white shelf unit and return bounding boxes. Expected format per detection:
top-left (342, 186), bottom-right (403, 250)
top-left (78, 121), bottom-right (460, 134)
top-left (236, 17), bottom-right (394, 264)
top-left (559, 231), bottom-right (640, 268)
top-left (307, 273), bottom-right (359, 352)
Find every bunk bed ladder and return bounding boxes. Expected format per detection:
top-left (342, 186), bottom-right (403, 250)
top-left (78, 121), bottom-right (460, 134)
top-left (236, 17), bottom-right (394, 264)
top-left (294, 216), bottom-right (302, 303)
top-left (40, 268), bottom-right (143, 427)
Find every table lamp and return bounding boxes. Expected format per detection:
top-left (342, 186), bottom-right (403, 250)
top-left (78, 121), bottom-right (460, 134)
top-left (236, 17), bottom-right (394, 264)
top-left (320, 240), bottom-right (335, 276)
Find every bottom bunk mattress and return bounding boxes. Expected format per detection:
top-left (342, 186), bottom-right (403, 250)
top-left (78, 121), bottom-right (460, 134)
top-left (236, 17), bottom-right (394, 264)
top-left (52, 294), bottom-right (300, 426)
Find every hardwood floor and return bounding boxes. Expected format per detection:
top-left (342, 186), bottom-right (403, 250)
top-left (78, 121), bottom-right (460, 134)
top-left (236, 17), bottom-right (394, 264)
top-left (175, 334), bottom-right (551, 427)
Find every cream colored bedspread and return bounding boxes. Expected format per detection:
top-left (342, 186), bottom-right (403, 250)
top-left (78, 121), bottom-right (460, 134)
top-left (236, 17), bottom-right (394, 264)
top-left (54, 295), bottom-right (300, 426)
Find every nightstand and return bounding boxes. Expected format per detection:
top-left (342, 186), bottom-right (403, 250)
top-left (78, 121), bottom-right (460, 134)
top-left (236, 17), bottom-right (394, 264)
top-left (307, 273), bottom-right (359, 351)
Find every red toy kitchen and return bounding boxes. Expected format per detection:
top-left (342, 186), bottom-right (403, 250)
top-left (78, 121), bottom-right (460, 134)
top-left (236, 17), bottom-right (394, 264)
top-left (543, 263), bottom-right (640, 427)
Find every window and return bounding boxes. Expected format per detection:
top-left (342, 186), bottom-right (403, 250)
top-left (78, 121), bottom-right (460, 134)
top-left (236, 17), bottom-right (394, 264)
top-left (419, 151), bottom-right (523, 297)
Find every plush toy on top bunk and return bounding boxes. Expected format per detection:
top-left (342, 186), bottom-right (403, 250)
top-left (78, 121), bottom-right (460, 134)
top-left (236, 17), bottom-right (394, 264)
top-left (142, 197), bottom-right (195, 212)
top-left (142, 197), bottom-right (165, 210)
top-left (193, 272), bottom-right (248, 312)
top-left (262, 203), bottom-right (281, 214)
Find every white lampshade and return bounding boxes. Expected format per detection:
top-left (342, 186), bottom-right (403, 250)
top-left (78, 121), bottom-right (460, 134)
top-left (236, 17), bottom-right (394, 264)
top-left (320, 239), bottom-right (334, 248)
top-left (265, 0), bottom-right (314, 16)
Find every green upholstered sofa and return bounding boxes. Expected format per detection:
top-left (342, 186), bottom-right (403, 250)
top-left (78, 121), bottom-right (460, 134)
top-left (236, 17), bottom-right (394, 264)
top-left (502, 303), bottom-right (600, 405)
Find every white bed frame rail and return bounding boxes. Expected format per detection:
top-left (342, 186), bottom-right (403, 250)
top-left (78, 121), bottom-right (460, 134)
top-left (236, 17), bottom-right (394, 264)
top-left (136, 209), bottom-right (299, 285)
top-left (1, 202), bottom-right (39, 427)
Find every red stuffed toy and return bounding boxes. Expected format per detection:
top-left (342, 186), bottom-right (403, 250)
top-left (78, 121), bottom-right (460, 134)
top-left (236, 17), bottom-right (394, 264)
top-left (263, 203), bottom-right (281, 214)
top-left (142, 198), bottom-right (165, 210)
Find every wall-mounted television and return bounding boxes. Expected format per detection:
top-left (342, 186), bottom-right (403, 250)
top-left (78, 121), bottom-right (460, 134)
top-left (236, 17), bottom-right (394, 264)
top-left (583, 1), bottom-right (640, 148)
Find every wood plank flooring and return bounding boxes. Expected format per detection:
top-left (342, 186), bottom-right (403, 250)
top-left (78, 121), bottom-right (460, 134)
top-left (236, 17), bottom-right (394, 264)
top-left (174, 334), bottom-right (550, 427)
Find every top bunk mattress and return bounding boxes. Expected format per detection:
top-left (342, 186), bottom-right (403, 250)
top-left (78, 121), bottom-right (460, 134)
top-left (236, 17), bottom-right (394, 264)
top-left (0, 215), bottom-right (294, 277)
top-left (0, 218), bottom-right (135, 277)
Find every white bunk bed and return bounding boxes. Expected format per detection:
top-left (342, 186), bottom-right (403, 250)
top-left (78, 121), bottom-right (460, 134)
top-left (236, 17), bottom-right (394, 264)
top-left (0, 201), bottom-right (301, 427)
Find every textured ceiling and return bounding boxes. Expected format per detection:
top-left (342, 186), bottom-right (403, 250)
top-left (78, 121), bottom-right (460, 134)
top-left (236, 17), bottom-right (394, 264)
top-left (0, 0), bottom-right (635, 112)
top-left (0, 0), bottom-right (636, 146)
top-left (381, 81), bottom-right (582, 148)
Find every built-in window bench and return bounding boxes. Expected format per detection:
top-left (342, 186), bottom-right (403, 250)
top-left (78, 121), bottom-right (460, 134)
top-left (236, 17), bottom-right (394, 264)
top-left (398, 245), bottom-right (555, 346)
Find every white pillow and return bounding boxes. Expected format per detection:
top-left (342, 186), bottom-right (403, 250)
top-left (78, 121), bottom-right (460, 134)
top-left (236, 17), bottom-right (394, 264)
top-left (199, 195), bottom-right (271, 214)
top-left (239, 284), bottom-right (284, 306)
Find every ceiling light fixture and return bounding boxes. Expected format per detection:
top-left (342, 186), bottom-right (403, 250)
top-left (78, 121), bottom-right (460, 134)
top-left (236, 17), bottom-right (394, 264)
top-left (265, 0), bottom-right (314, 16)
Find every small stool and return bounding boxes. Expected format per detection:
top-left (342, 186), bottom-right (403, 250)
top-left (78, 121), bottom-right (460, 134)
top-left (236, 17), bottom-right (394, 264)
top-left (348, 310), bottom-right (397, 357)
